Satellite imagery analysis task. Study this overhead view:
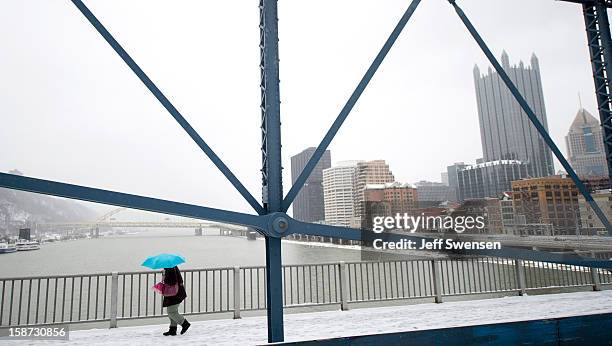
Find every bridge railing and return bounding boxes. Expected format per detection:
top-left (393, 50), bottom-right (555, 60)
top-left (599, 269), bottom-right (612, 285)
top-left (437, 258), bottom-right (518, 295)
top-left (0, 273), bottom-right (114, 326)
top-left (115, 268), bottom-right (237, 321)
top-left (0, 257), bottom-right (608, 328)
top-left (345, 261), bottom-right (434, 302)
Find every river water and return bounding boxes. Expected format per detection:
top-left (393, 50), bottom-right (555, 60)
top-left (0, 229), bottom-right (364, 277)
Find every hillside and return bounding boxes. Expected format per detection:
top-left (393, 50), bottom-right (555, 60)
top-left (0, 173), bottom-right (96, 231)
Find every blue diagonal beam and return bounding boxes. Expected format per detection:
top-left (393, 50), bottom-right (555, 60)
top-left (281, 0), bottom-right (422, 212)
top-left (70, 0), bottom-right (264, 215)
top-left (288, 222), bottom-right (612, 269)
top-left (449, 0), bottom-right (612, 235)
top-left (0, 173), bottom-right (267, 230)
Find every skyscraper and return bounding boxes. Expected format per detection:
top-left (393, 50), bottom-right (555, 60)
top-left (322, 161), bottom-right (361, 227)
top-left (565, 108), bottom-right (609, 178)
top-left (473, 51), bottom-right (554, 178)
top-left (352, 160), bottom-right (395, 227)
top-left (290, 147), bottom-right (331, 222)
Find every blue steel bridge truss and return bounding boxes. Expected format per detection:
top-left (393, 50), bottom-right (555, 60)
top-left (580, 0), bottom-right (612, 185)
top-left (2, 0), bottom-right (612, 342)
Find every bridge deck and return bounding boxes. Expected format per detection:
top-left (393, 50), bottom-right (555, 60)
top-left (5, 289), bottom-right (611, 345)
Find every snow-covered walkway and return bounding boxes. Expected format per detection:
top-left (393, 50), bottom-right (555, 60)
top-left (11, 290), bottom-right (612, 345)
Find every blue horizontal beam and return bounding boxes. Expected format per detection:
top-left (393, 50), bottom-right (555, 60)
top-left (281, 0), bottom-right (422, 212)
top-left (463, 243), bottom-right (612, 269)
top-left (449, 0), bottom-right (612, 235)
top-left (289, 222), bottom-right (612, 269)
top-left (280, 313), bottom-right (612, 345)
top-left (70, 0), bottom-right (264, 215)
top-left (288, 220), bottom-right (362, 241)
top-left (0, 173), bottom-right (267, 230)
top-left (2, 169), bottom-right (607, 269)
top-left (558, 0), bottom-right (612, 8)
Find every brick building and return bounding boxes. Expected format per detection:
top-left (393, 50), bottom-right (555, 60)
top-left (511, 176), bottom-right (580, 235)
top-left (361, 182), bottom-right (417, 230)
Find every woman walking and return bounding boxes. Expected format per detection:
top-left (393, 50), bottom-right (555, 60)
top-left (162, 266), bottom-right (190, 336)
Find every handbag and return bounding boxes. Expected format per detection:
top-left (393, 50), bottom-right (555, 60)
top-left (153, 281), bottom-right (179, 297)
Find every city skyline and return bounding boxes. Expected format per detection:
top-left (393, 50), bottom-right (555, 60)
top-left (0, 0), bottom-right (604, 215)
top-left (1, 2), bottom-right (611, 343)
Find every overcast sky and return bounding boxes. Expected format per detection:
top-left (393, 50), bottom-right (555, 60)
top-left (0, 0), bottom-right (608, 217)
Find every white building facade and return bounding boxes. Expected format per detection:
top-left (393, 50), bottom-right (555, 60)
top-left (322, 161), bottom-right (361, 227)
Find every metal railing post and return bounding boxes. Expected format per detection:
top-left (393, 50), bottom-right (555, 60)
top-left (233, 266), bottom-right (241, 319)
top-left (109, 272), bottom-right (118, 328)
top-left (591, 266), bottom-right (602, 291)
top-left (339, 262), bottom-right (349, 311)
top-left (431, 260), bottom-right (443, 303)
top-left (515, 260), bottom-right (527, 296)
top-left (590, 251), bottom-right (602, 291)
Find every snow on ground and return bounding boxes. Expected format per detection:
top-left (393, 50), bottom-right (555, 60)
top-left (11, 290), bottom-right (612, 346)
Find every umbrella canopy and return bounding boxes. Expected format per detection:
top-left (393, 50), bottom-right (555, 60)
top-left (142, 253), bottom-right (186, 269)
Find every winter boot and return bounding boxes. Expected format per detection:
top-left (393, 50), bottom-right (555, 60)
top-left (180, 320), bottom-right (191, 335)
top-left (163, 326), bottom-right (177, 336)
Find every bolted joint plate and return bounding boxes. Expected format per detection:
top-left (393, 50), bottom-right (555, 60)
top-left (260, 212), bottom-right (292, 238)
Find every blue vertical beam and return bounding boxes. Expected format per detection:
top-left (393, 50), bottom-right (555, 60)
top-left (260, 0), bottom-right (283, 212)
top-left (70, 0), bottom-right (264, 215)
top-left (449, 0), bottom-right (612, 235)
top-left (583, 3), bottom-right (612, 186)
top-left (281, 0), bottom-right (422, 212)
top-left (264, 237), bottom-right (283, 341)
top-left (259, 0), bottom-right (284, 342)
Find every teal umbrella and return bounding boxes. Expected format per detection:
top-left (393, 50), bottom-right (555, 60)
top-left (142, 253), bottom-right (185, 269)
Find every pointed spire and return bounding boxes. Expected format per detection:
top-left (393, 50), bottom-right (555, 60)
top-left (530, 53), bottom-right (539, 71)
top-left (569, 108), bottom-right (599, 132)
top-left (473, 64), bottom-right (481, 79)
top-left (501, 50), bottom-right (510, 69)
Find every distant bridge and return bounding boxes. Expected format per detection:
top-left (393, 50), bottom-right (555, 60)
top-left (36, 219), bottom-right (250, 238)
top-left (38, 221), bottom-right (246, 231)
top-left (35, 206), bottom-right (249, 236)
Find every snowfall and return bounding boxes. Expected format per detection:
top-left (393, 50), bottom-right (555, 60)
top-left (7, 290), bottom-right (612, 345)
